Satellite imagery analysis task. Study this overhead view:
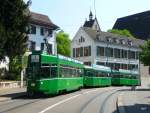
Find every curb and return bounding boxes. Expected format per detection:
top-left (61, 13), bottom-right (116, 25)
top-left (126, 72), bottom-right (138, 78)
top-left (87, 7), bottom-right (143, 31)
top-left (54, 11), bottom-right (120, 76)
top-left (117, 93), bottom-right (126, 113)
top-left (0, 92), bottom-right (26, 102)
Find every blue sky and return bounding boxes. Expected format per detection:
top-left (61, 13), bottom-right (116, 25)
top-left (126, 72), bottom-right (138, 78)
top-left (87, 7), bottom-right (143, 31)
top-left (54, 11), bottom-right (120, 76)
top-left (25, 0), bottom-right (150, 39)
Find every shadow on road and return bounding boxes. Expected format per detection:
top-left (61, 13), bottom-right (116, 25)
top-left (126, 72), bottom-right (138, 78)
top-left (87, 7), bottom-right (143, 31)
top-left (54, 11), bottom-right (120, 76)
top-left (113, 104), bottom-right (150, 113)
top-left (135, 88), bottom-right (150, 91)
top-left (0, 88), bottom-right (82, 100)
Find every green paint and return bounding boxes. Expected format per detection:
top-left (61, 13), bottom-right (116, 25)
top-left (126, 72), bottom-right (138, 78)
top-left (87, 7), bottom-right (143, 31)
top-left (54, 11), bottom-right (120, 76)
top-left (84, 77), bottom-right (111, 87)
top-left (27, 77), bottom-right (83, 95)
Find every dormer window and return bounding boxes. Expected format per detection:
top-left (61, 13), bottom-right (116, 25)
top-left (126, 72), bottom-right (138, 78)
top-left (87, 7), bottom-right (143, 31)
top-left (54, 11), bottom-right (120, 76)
top-left (120, 39), bottom-right (126, 44)
top-left (128, 40), bottom-right (133, 46)
top-left (116, 39), bottom-right (120, 44)
top-left (106, 36), bottom-right (112, 42)
top-left (108, 38), bottom-right (112, 42)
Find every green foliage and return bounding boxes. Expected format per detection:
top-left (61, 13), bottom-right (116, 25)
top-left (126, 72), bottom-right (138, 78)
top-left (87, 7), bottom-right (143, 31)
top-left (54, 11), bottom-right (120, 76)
top-left (140, 40), bottom-right (150, 66)
top-left (56, 31), bottom-right (71, 57)
top-left (0, 0), bottom-right (30, 60)
top-left (0, 0), bottom-right (30, 80)
top-left (107, 29), bottom-right (135, 39)
top-left (7, 56), bottom-right (23, 80)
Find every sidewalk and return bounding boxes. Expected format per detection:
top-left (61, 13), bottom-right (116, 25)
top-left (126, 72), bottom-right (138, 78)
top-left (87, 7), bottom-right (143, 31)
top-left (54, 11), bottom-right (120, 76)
top-left (117, 87), bottom-right (150, 113)
top-left (0, 87), bottom-right (26, 102)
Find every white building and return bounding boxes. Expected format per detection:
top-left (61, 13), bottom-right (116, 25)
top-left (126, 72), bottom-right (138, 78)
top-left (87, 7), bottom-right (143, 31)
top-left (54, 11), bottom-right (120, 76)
top-left (71, 12), bottom-right (145, 72)
top-left (28, 12), bottom-right (59, 54)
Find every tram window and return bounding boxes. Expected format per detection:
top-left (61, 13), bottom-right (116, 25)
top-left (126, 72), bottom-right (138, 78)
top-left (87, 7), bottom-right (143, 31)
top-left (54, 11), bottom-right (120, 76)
top-left (40, 67), bottom-right (50, 78)
top-left (79, 69), bottom-right (83, 76)
top-left (60, 68), bottom-right (64, 77)
top-left (76, 69), bottom-right (80, 77)
top-left (51, 67), bottom-right (57, 78)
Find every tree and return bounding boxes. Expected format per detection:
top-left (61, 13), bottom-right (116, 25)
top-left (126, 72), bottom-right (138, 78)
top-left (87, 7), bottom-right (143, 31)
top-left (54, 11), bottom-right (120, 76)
top-left (0, 0), bottom-right (30, 80)
top-left (56, 31), bottom-right (71, 57)
top-left (140, 40), bottom-right (150, 66)
top-left (0, 0), bottom-right (30, 61)
top-left (107, 29), bottom-right (135, 39)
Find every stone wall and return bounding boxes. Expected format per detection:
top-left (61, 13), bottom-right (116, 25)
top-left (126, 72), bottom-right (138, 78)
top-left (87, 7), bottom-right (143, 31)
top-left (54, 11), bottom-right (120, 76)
top-left (0, 81), bottom-right (21, 89)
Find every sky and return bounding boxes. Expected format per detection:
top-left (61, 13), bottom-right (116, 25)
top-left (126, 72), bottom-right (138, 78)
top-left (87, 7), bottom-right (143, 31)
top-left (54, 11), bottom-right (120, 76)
top-left (25, 0), bottom-right (150, 39)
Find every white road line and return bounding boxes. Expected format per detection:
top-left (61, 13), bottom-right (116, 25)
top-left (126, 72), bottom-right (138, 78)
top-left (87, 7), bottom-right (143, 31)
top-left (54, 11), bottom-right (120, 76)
top-left (39, 94), bottom-right (81, 113)
top-left (38, 89), bottom-right (100, 113)
top-left (83, 89), bottom-right (99, 94)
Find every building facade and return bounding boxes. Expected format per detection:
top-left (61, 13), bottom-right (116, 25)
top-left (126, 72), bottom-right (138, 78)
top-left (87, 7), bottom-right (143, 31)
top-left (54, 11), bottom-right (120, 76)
top-left (28, 12), bottom-right (59, 54)
top-left (71, 12), bottom-right (144, 73)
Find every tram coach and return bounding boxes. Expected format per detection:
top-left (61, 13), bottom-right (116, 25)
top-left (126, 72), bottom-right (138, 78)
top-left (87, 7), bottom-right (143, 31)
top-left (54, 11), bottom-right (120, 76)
top-left (26, 51), bottom-right (84, 96)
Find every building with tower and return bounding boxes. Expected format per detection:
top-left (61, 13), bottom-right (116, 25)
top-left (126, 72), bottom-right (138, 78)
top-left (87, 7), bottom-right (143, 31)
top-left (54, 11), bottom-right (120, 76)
top-left (71, 12), bottom-right (144, 73)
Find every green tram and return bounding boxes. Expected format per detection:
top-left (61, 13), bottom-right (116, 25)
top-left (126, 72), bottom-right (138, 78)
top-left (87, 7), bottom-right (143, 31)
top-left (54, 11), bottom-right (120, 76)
top-left (26, 51), bottom-right (84, 96)
top-left (83, 65), bottom-right (112, 87)
top-left (111, 69), bottom-right (139, 86)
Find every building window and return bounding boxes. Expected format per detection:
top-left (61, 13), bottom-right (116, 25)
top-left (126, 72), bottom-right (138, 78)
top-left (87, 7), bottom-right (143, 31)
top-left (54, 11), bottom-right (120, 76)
top-left (40, 27), bottom-right (44, 36)
top-left (30, 41), bottom-right (36, 51)
top-left (79, 36), bottom-right (85, 43)
top-left (97, 46), bottom-right (104, 56)
top-left (47, 44), bottom-right (52, 54)
top-left (76, 48), bottom-right (80, 57)
top-left (84, 46), bottom-right (91, 56)
top-left (73, 48), bottom-right (75, 57)
top-left (41, 43), bottom-right (44, 51)
top-left (48, 29), bottom-right (53, 37)
top-left (128, 51), bottom-right (136, 59)
top-left (121, 50), bottom-right (127, 58)
top-left (30, 25), bottom-right (36, 34)
top-left (80, 47), bottom-right (83, 57)
top-left (120, 39), bottom-right (126, 44)
top-left (79, 39), bottom-right (81, 43)
top-left (114, 48), bottom-right (120, 58)
top-left (107, 47), bottom-right (113, 57)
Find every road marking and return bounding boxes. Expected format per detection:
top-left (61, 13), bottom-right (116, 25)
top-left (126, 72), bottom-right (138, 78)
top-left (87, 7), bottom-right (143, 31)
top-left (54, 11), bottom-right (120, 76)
top-left (83, 89), bottom-right (99, 94)
top-left (39, 89), bottom-right (100, 113)
top-left (39, 94), bottom-right (81, 113)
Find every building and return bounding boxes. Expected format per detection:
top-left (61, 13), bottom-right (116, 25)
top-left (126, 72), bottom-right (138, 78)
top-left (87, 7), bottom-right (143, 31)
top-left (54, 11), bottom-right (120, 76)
top-left (71, 12), bottom-right (144, 73)
top-left (28, 12), bottom-right (59, 54)
top-left (113, 10), bottom-right (150, 40)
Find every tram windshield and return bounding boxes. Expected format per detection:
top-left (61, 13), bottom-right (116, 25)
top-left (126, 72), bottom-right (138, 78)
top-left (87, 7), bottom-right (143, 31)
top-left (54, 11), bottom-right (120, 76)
top-left (40, 64), bottom-right (57, 78)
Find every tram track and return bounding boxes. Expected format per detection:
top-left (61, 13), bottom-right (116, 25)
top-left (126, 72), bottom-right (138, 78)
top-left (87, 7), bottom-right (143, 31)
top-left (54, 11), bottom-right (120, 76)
top-left (77, 89), bottom-right (114, 113)
top-left (99, 90), bottom-right (119, 113)
top-left (0, 88), bottom-right (127, 113)
top-left (77, 88), bottom-right (122, 113)
top-left (0, 96), bottom-right (43, 113)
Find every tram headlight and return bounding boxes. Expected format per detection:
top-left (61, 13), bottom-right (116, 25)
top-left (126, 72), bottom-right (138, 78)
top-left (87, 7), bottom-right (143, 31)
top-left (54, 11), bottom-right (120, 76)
top-left (31, 83), bottom-right (35, 87)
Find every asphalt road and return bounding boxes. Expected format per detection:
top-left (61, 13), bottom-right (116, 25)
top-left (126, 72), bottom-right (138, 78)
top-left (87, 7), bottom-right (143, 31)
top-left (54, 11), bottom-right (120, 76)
top-left (0, 87), bottom-right (125, 113)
